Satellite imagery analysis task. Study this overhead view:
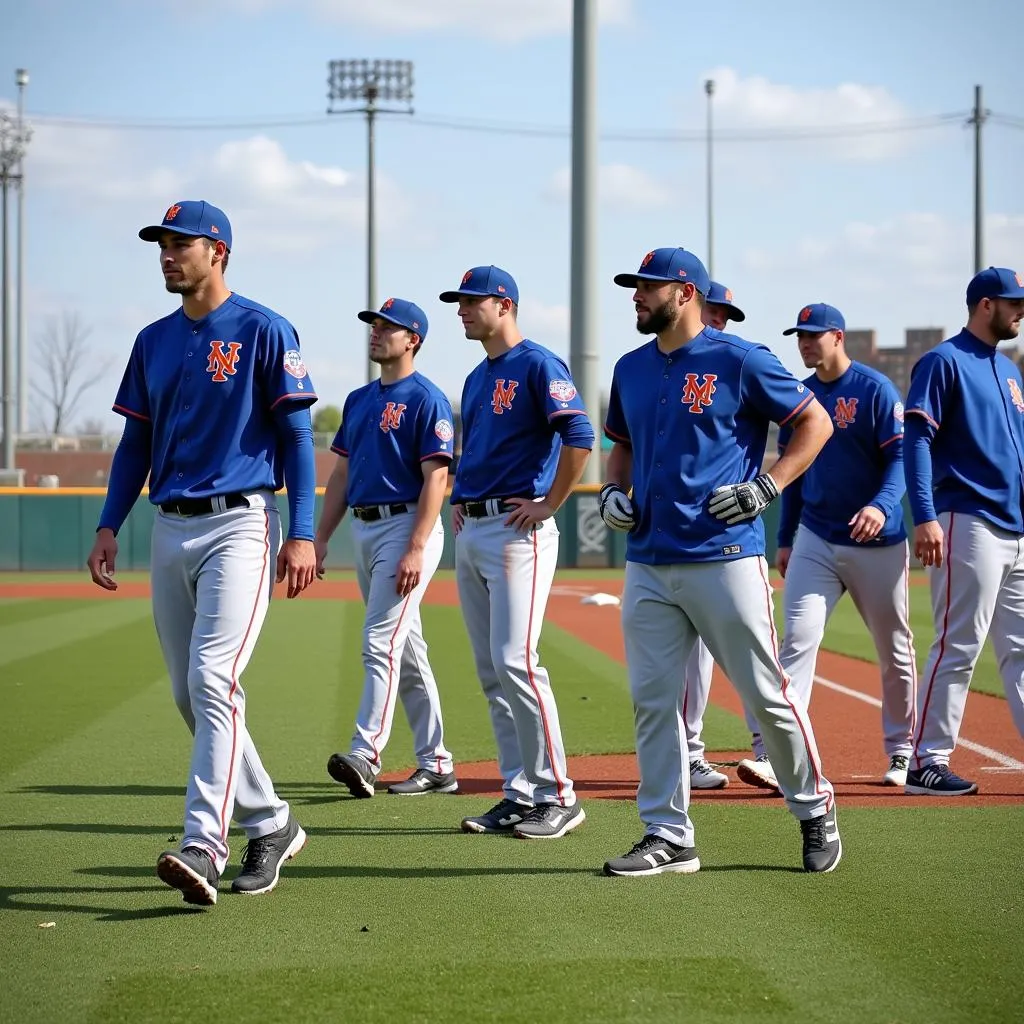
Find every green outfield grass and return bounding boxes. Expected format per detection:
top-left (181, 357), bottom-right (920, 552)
top-left (2, 596), bottom-right (1022, 1023)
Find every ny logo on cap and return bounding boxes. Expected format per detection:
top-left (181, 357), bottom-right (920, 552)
top-left (461, 270), bottom-right (473, 285)
top-left (834, 397), bottom-right (858, 429)
top-left (799, 307), bottom-right (812, 322)
top-left (207, 340), bottom-right (242, 383)
top-left (165, 204), bottom-right (182, 222)
top-left (380, 402), bottom-right (407, 433)
top-left (725, 289), bottom-right (734, 302)
top-left (1017, 272), bottom-right (1024, 288)
top-left (641, 251), bottom-right (655, 268)
top-left (382, 298), bottom-right (395, 311)
top-left (681, 373), bottom-right (717, 414)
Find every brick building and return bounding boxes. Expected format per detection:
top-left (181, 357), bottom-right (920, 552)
top-left (844, 327), bottom-right (946, 398)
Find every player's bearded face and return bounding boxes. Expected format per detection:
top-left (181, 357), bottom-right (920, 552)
top-left (160, 237), bottom-right (213, 296)
top-left (634, 293), bottom-right (678, 335)
top-left (989, 299), bottom-right (1024, 341)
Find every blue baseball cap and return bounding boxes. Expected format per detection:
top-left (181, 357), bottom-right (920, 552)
top-left (966, 267), bottom-right (1024, 305)
top-left (357, 297), bottom-right (428, 342)
top-left (439, 265), bottom-right (519, 305)
top-left (613, 247), bottom-right (711, 295)
top-left (139, 200), bottom-right (233, 250)
top-left (706, 280), bottom-right (745, 323)
top-left (783, 303), bottom-right (846, 336)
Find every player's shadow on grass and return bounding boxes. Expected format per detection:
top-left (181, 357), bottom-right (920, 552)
top-left (0, 884), bottom-right (205, 922)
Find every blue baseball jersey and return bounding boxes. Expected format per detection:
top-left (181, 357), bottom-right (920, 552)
top-left (451, 339), bottom-right (592, 502)
top-left (778, 361), bottom-right (906, 548)
top-left (332, 371), bottom-right (454, 507)
top-left (112, 293), bottom-right (316, 505)
top-left (604, 329), bottom-right (816, 564)
top-left (904, 328), bottom-right (1024, 533)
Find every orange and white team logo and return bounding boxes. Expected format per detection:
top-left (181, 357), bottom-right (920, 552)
top-left (207, 340), bottom-right (242, 382)
top-left (799, 306), bottom-right (812, 322)
top-left (380, 402), bottom-right (407, 433)
top-left (681, 373), bottom-right (717, 413)
top-left (1008, 379), bottom-right (1024, 414)
top-left (491, 379), bottom-right (518, 414)
top-left (164, 204), bottom-right (182, 222)
top-left (834, 396), bottom-right (858, 429)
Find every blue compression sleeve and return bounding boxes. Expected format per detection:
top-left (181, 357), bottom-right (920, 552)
top-left (776, 476), bottom-right (804, 548)
top-left (904, 415), bottom-right (937, 525)
top-left (274, 403), bottom-right (316, 540)
top-left (869, 441), bottom-right (906, 518)
top-left (97, 416), bottom-right (152, 535)
top-left (552, 411), bottom-right (596, 449)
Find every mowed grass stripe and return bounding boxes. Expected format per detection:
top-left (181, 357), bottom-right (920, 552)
top-left (2, 795), bottom-right (1021, 1023)
top-left (0, 600), bottom-right (152, 670)
top-left (0, 616), bottom-right (169, 778)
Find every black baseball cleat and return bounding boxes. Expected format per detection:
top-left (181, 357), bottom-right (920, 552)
top-left (603, 834), bottom-right (701, 876)
top-left (327, 752), bottom-right (376, 798)
top-left (513, 801), bottom-right (586, 839)
top-left (461, 798), bottom-right (534, 834)
top-left (231, 815), bottom-right (307, 895)
top-left (156, 846), bottom-right (220, 906)
top-left (800, 807), bottom-right (842, 873)
top-left (905, 763), bottom-right (978, 796)
top-left (387, 768), bottom-right (459, 795)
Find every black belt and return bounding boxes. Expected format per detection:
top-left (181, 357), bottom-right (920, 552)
top-left (352, 503), bottom-right (410, 522)
top-left (159, 493), bottom-right (250, 517)
top-left (462, 499), bottom-right (518, 518)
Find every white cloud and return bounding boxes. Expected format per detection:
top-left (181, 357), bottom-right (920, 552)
top-left (700, 67), bottom-right (913, 162)
top-left (21, 124), bottom-right (412, 251)
top-left (225, 0), bottom-right (633, 40)
top-left (546, 163), bottom-right (672, 210)
top-left (519, 299), bottom-right (570, 345)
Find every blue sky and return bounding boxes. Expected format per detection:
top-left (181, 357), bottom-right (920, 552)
top-left (3, 0), bottom-right (1022, 431)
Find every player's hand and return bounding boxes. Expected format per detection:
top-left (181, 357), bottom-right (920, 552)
top-left (504, 497), bottom-right (555, 531)
top-left (776, 546), bottom-right (792, 578)
top-left (914, 521), bottom-right (944, 568)
top-left (396, 546), bottom-right (424, 596)
top-left (87, 529), bottom-right (119, 592)
top-left (709, 474), bottom-right (780, 525)
top-left (452, 504), bottom-right (465, 536)
top-left (599, 483), bottom-right (636, 532)
top-left (277, 538), bottom-right (317, 598)
top-left (849, 505), bottom-right (886, 543)
top-left (313, 538), bottom-right (329, 579)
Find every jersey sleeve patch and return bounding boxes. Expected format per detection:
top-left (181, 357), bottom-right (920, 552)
top-left (548, 379), bottom-right (578, 403)
top-left (434, 418), bottom-right (454, 443)
top-left (894, 401), bottom-right (904, 422)
top-left (283, 350), bottom-right (307, 379)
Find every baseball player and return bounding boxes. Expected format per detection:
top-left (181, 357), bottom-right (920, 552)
top-left (599, 247), bottom-right (841, 875)
top-left (86, 200), bottom-right (315, 906)
top-left (735, 303), bottom-right (916, 791)
top-left (903, 267), bottom-right (1024, 795)
top-left (441, 265), bottom-right (595, 839)
top-left (314, 298), bottom-right (458, 798)
top-left (684, 280), bottom-right (748, 790)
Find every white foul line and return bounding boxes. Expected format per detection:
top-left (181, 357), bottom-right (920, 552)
top-left (814, 674), bottom-right (1024, 771)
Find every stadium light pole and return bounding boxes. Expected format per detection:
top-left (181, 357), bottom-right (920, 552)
top-left (327, 59), bottom-right (414, 385)
top-left (704, 78), bottom-right (715, 278)
top-left (0, 101), bottom-right (32, 471)
top-left (16, 69), bottom-right (29, 436)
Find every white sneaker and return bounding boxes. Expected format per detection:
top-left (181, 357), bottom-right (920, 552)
top-left (883, 754), bottom-right (909, 787)
top-left (689, 758), bottom-right (729, 790)
top-left (736, 755), bottom-right (779, 791)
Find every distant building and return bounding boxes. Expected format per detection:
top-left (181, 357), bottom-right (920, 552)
top-left (845, 327), bottom-right (946, 398)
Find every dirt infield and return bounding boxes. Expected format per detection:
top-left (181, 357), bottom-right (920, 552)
top-left (6, 575), bottom-right (1022, 807)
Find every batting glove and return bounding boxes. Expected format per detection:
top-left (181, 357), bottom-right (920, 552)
top-left (599, 483), bottom-right (637, 533)
top-left (708, 474), bottom-right (780, 525)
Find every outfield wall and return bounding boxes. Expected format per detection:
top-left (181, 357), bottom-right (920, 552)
top-left (0, 487), bottom-right (798, 571)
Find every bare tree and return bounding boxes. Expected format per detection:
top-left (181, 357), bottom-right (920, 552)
top-left (31, 312), bottom-right (115, 435)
